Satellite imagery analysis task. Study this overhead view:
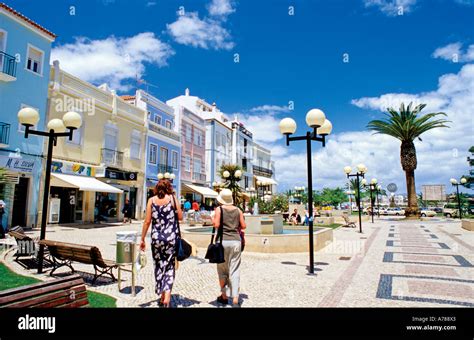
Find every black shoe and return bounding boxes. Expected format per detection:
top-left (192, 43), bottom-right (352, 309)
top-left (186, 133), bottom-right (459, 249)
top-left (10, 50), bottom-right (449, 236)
top-left (217, 295), bottom-right (228, 305)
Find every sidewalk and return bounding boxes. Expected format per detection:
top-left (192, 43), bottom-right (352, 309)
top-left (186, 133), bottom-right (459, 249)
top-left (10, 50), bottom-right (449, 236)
top-left (2, 218), bottom-right (472, 307)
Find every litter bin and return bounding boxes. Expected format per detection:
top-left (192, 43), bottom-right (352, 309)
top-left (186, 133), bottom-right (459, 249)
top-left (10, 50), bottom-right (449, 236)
top-left (116, 231), bottom-right (137, 264)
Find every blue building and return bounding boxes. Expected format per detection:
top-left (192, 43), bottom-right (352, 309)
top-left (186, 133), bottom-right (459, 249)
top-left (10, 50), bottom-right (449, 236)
top-left (122, 90), bottom-right (181, 207)
top-left (0, 3), bottom-right (56, 229)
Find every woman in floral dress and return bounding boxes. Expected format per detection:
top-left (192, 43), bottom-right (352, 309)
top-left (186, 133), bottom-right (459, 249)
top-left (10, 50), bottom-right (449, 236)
top-left (140, 179), bottom-right (183, 307)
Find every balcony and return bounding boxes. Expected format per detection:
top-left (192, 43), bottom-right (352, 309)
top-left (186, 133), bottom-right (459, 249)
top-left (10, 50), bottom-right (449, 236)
top-left (158, 164), bottom-right (174, 174)
top-left (101, 148), bottom-right (124, 168)
top-left (253, 165), bottom-right (273, 177)
top-left (0, 51), bottom-right (17, 81)
top-left (0, 122), bottom-right (10, 148)
top-left (193, 172), bottom-right (206, 183)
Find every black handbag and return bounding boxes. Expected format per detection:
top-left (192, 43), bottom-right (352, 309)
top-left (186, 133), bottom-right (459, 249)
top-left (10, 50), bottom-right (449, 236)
top-left (172, 196), bottom-right (192, 262)
top-left (205, 207), bottom-right (225, 264)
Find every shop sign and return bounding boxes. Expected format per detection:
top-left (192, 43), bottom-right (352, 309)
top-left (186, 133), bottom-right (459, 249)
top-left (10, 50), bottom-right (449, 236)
top-left (51, 160), bottom-right (104, 177)
top-left (0, 155), bottom-right (35, 173)
top-left (105, 168), bottom-right (138, 181)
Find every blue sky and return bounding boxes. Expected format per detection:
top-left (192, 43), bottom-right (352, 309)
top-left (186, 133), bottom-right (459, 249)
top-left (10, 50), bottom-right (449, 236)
top-left (6, 0), bottom-right (474, 193)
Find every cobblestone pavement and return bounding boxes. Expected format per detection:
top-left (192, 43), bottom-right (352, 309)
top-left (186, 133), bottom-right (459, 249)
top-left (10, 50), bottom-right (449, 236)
top-left (2, 218), bottom-right (473, 307)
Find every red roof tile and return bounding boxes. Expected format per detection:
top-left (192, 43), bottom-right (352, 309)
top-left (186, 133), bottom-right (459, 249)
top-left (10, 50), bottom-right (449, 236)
top-left (1, 2), bottom-right (56, 39)
top-left (120, 95), bottom-right (136, 101)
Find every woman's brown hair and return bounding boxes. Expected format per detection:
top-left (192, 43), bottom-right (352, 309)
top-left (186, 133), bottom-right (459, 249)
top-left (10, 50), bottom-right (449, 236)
top-left (154, 179), bottom-right (173, 199)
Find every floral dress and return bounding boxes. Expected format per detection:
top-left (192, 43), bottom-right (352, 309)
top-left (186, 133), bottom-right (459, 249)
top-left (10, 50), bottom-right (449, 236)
top-left (150, 199), bottom-right (178, 295)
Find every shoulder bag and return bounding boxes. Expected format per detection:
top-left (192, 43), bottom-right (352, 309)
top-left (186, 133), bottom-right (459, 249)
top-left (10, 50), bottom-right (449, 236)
top-left (205, 207), bottom-right (225, 263)
top-left (172, 196), bottom-right (192, 261)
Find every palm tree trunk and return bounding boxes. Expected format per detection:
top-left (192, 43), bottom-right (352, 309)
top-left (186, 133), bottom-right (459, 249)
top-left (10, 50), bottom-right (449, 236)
top-left (405, 169), bottom-right (419, 218)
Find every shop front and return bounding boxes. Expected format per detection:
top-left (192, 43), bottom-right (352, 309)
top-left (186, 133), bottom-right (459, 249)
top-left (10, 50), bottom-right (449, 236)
top-left (97, 167), bottom-right (141, 220)
top-left (181, 183), bottom-right (219, 210)
top-left (49, 160), bottom-right (122, 224)
top-left (0, 153), bottom-right (38, 229)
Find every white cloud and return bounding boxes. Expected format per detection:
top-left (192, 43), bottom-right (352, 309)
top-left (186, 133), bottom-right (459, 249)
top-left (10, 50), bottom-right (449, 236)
top-left (51, 32), bottom-right (174, 91)
top-left (363, 0), bottom-right (417, 16)
top-left (207, 0), bottom-right (235, 17)
top-left (237, 105), bottom-right (292, 144)
top-left (167, 0), bottom-right (236, 50)
top-left (432, 42), bottom-right (474, 63)
top-left (146, 1), bottom-right (157, 7)
top-left (272, 64), bottom-right (473, 193)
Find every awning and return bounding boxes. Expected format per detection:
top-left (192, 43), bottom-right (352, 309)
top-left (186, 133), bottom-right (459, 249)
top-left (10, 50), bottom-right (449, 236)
top-left (51, 173), bottom-right (123, 194)
top-left (182, 183), bottom-right (218, 198)
top-left (254, 175), bottom-right (278, 185)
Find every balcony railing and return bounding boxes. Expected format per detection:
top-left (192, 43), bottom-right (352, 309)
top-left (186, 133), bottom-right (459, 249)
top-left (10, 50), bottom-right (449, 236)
top-left (193, 172), bottom-right (206, 182)
top-left (101, 148), bottom-right (124, 167)
top-left (253, 165), bottom-right (273, 177)
top-left (0, 122), bottom-right (10, 146)
top-left (0, 51), bottom-right (17, 80)
top-left (158, 164), bottom-right (174, 174)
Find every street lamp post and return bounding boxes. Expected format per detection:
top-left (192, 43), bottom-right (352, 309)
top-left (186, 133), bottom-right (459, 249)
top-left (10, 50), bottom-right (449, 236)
top-left (450, 178), bottom-right (467, 219)
top-left (18, 108), bottom-right (82, 274)
top-left (376, 185), bottom-right (381, 218)
top-left (364, 178), bottom-right (378, 224)
top-left (344, 164), bottom-right (367, 233)
top-left (280, 109), bottom-right (332, 275)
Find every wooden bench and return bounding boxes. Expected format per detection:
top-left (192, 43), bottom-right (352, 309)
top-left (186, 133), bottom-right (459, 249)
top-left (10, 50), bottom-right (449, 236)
top-left (0, 274), bottom-right (89, 308)
top-left (39, 240), bottom-right (117, 284)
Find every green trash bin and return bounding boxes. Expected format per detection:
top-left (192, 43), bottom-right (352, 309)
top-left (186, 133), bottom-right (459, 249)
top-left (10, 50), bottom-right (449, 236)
top-left (116, 231), bottom-right (137, 264)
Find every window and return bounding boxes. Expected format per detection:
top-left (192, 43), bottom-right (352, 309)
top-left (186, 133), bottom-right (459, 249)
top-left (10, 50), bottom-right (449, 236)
top-left (185, 155), bottom-right (191, 172)
top-left (172, 151), bottom-right (179, 170)
top-left (160, 147), bottom-right (168, 166)
top-left (130, 131), bottom-right (141, 160)
top-left (153, 115), bottom-right (162, 125)
top-left (149, 144), bottom-right (157, 164)
top-left (194, 130), bottom-right (203, 146)
top-left (216, 132), bottom-right (221, 147)
top-left (0, 30), bottom-right (6, 70)
top-left (18, 104), bottom-right (39, 132)
top-left (194, 158), bottom-right (202, 173)
top-left (25, 44), bottom-right (44, 75)
top-left (185, 124), bottom-right (192, 142)
top-left (104, 128), bottom-right (117, 150)
top-left (165, 120), bottom-right (172, 129)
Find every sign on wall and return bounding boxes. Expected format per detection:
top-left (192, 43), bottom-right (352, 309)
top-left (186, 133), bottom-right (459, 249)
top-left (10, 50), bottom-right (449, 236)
top-left (0, 155), bottom-right (35, 173)
top-left (421, 185), bottom-right (446, 201)
top-left (51, 160), bottom-right (104, 177)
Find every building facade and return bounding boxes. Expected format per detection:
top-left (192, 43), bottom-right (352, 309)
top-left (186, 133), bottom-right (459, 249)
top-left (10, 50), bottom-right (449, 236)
top-left (252, 142), bottom-right (277, 195)
top-left (43, 62), bottom-right (146, 224)
top-left (167, 90), bottom-right (211, 204)
top-left (230, 119), bottom-right (254, 190)
top-left (122, 90), bottom-right (181, 207)
top-left (0, 3), bottom-right (55, 229)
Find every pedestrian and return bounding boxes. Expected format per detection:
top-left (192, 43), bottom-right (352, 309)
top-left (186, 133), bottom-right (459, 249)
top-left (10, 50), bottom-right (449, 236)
top-left (184, 200), bottom-right (191, 212)
top-left (290, 209), bottom-right (301, 225)
top-left (212, 189), bottom-right (246, 307)
top-left (140, 179), bottom-right (183, 308)
top-left (122, 199), bottom-right (132, 223)
top-left (0, 200), bottom-right (6, 239)
top-left (192, 200), bottom-right (200, 211)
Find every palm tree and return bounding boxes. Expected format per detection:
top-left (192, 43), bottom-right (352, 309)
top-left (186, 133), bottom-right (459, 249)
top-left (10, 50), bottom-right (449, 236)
top-left (367, 102), bottom-right (449, 218)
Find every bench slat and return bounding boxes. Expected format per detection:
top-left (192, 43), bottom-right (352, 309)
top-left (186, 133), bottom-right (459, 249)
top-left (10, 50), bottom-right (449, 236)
top-left (0, 276), bottom-right (84, 300)
top-left (3, 287), bottom-right (87, 308)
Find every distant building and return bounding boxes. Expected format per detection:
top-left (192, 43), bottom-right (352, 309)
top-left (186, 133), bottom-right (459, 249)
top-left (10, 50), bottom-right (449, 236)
top-left (0, 3), bottom-right (56, 228)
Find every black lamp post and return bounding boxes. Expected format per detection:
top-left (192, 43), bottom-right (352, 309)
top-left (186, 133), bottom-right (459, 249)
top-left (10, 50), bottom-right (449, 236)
top-left (280, 109), bottom-right (332, 275)
top-left (450, 177), bottom-right (467, 219)
top-left (376, 184), bottom-right (381, 218)
top-left (18, 108), bottom-right (82, 274)
top-left (364, 178), bottom-right (378, 224)
top-left (344, 164), bottom-right (367, 233)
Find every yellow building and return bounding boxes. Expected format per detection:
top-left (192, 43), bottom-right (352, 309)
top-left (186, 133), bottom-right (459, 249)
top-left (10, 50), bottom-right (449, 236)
top-left (38, 60), bottom-right (146, 224)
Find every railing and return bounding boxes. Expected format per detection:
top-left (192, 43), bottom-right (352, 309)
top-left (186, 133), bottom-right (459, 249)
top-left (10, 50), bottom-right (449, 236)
top-left (158, 164), bottom-right (174, 174)
top-left (253, 165), bottom-right (273, 177)
top-left (0, 122), bottom-right (10, 146)
top-left (193, 172), bottom-right (206, 182)
top-left (0, 51), bottom-right (17, 78)
top-left (101, 148), bottom-right (124, 167)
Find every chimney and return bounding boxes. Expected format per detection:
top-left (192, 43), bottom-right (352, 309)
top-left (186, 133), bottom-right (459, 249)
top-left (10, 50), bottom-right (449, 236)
top-left (185, 88), bottom-right (190, 96)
